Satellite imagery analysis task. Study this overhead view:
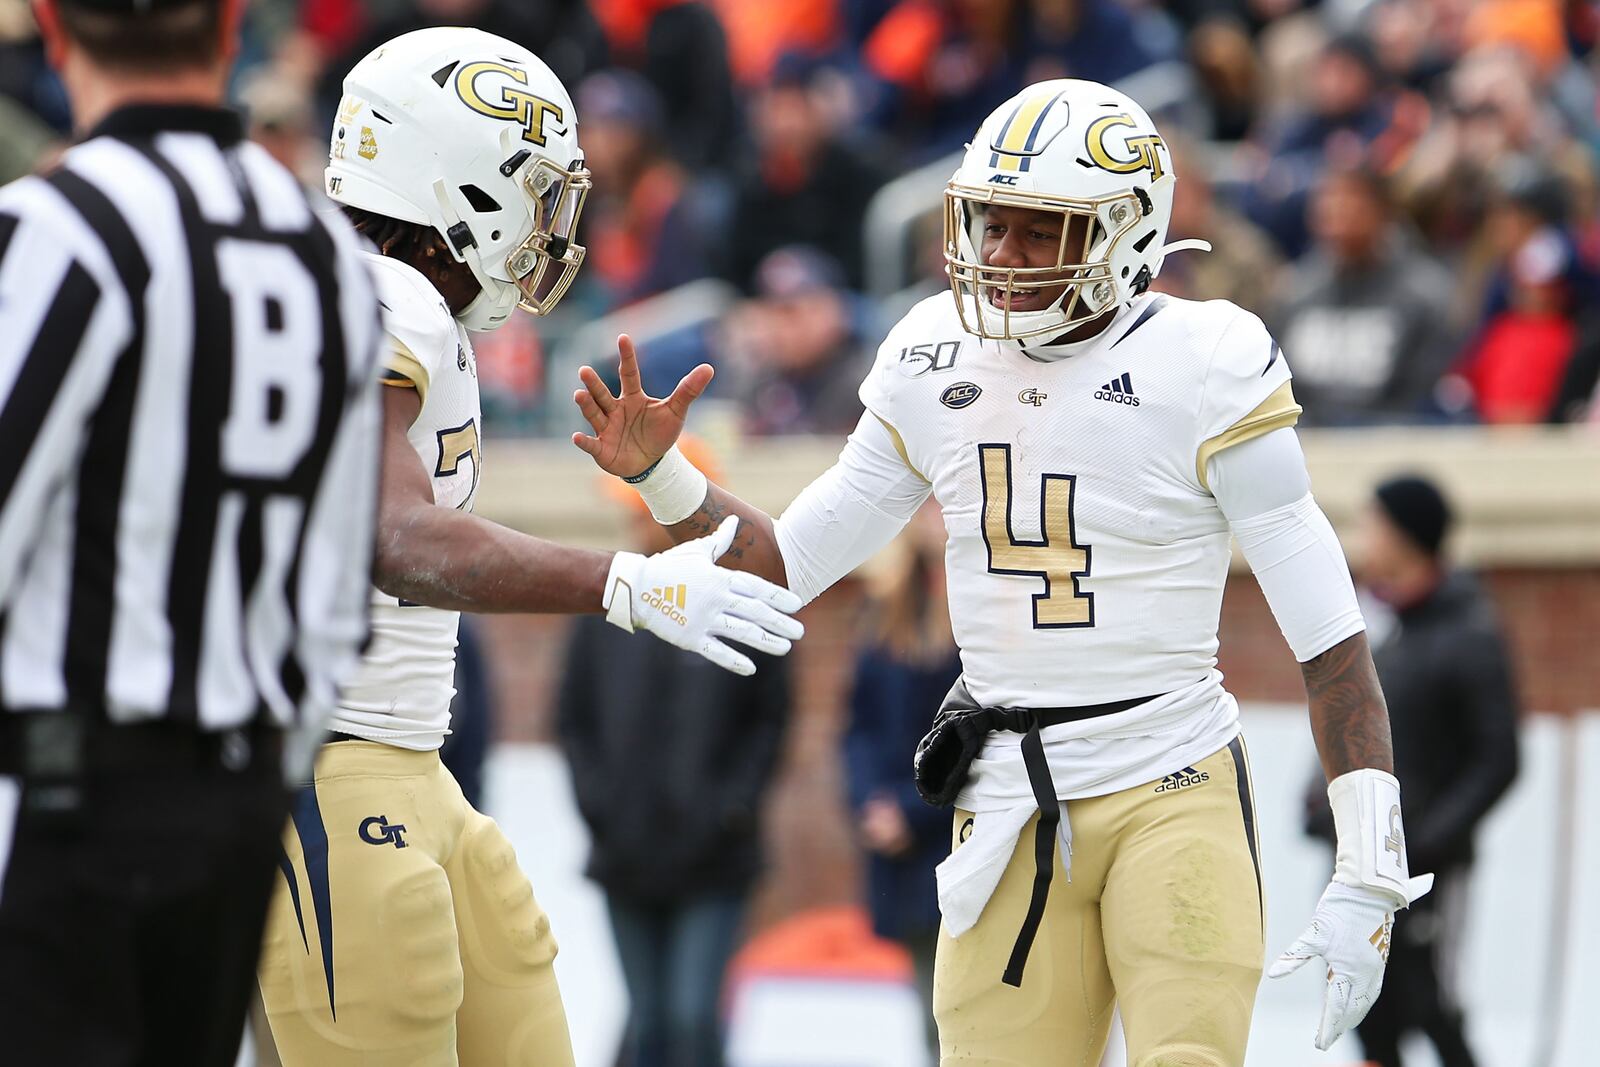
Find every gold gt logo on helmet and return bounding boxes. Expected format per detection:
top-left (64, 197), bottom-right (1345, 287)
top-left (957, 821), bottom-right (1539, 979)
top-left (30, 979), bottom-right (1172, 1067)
top-left (454, 60), bottom-right (565, 147)
top-left (1086, 114), bottom-right (1166, 181)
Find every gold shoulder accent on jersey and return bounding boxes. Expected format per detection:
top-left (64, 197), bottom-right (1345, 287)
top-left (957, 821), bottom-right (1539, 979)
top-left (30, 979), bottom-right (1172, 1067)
top-left (1196, 380), bottom-right (1301, 490)
top-left (383, 338), bottom-right (430, 406)
top-left (874, 413), bottom-right (929, 482)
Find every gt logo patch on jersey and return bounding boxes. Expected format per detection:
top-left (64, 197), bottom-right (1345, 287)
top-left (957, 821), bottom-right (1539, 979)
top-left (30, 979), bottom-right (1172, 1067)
top-left (941, 382), bottom-right (982, 409)
top-left (1086, 114), bottom-right (1166, 181)
top-left (452, 60), bottom-right (565, 147)
top-left (1018, 388), bottom-right (1047, 406)
top-left (897, 340), bottom-right (961, 378)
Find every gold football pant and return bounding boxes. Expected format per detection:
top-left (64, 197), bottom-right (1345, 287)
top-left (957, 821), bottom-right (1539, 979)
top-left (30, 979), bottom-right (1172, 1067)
top-left (257, 740), bottom-right (575, 1067)
top-left (935, 739), bottom-right (1264, 1067)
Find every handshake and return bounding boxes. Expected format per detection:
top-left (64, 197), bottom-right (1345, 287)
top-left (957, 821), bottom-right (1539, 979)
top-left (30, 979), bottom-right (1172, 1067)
top-left (575, 334), bottom-right (803, 676)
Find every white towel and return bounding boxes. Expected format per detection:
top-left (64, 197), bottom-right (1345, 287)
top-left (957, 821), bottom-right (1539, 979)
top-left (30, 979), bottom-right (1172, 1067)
top-left (936, 801), bottom-right (1073, 938)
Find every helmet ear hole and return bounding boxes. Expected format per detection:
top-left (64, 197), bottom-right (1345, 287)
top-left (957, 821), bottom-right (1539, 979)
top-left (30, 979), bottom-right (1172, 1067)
top-left (459, 185), bottom-right (502, 213)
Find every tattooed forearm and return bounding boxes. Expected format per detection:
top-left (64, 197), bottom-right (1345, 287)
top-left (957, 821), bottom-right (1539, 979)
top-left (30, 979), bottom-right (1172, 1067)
top-left (1301, 631), bottom-right (1395, 780)
top-left (665, 483), bottom-right (789, 587)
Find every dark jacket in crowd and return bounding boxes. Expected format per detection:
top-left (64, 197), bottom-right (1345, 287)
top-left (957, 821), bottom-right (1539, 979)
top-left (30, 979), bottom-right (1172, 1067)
top-left (844, 644), bottom-right (962, 941)
top-left (557, 615), bottom-right (789, 901)
top-left (724, 141), bottom-right (890, 291)
top-left (1308, 572), bottom-right (1520, 873)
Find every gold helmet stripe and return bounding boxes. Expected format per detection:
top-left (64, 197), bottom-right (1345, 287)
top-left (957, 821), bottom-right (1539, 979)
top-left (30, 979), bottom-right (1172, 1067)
top-left (989, 89), bottom-right (1064, 173)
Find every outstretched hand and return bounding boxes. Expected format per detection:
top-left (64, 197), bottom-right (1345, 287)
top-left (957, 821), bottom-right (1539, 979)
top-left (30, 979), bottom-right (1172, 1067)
top-left (571, 334), bottom-right (713, 478)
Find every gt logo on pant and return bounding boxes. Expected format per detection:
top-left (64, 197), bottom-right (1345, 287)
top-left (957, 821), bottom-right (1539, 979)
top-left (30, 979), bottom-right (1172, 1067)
top-left (359, 814), bottom-right (408, 849)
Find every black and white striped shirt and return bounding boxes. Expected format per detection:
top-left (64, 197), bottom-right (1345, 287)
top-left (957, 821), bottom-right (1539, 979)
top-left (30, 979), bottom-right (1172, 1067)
top-left (0, 105), bottom-right (384, 731)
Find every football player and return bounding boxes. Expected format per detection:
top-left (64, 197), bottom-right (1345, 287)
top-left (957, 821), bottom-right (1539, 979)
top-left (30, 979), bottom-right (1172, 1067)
top-left (256, 28), bottom-right (803, 1066)
top-left (574, 80), bottom-right (1433, 1065)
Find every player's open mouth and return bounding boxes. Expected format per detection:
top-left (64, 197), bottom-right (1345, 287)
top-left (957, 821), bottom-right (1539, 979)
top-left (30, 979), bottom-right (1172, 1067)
top-left (989, 289), bottom-right (1052, 312)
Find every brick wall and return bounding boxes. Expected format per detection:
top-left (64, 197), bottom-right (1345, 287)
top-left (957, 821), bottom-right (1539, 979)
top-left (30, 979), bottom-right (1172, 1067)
top-left (475, 567), bottom-right (1599, 927)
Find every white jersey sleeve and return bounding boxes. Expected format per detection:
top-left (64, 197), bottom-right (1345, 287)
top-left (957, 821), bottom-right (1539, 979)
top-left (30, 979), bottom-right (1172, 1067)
top-left (774, 412), bottom-right (932, 605)
top-left (367, 254), bottom-right (457, 406)
top-left (1210, 429), bottom-right (1366, 661)
top-left (1194, 308), bottom-right (1301, 491)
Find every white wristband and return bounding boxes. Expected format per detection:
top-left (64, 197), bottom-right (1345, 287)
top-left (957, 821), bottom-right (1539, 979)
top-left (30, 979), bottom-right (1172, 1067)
top-left (628, 446), bottom-right (709, 526)
top-left (1328, 767), bottom-right (1433, 907)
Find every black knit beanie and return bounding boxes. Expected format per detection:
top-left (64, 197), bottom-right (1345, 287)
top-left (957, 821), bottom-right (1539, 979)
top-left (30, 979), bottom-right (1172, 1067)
top-left (1374, 475), bottom-right (1452, 558)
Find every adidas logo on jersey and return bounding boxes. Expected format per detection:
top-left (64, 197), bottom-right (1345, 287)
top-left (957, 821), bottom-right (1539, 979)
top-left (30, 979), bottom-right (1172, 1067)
top-left (642, 585), bottom-right (689, 626)
top-left (1094, 372), bottom-right (1140, 406)
top-left (1153, 766), bottom-right (1210, 792)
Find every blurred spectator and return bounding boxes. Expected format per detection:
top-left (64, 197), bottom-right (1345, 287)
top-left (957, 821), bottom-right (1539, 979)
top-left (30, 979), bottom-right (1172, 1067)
top-left (1187, 16), bottom-right (1261, 140)
top-left (314, 0), bottom-right (605, 129)
top-left (726, 247), bottom-right (876, 435)
top-left (862, 0), bottom-right (1027, 157)
top-left (558, 438), bottom-right (789, 1067)
top-left (1243, 32), bottom-right (1402, 257)
top-left (592, 0), bottom-right (739, 170)
top-left (707, 0), bottom-right (841, 85)
top-left (1365, 0), bottom-right (1460, 94)
top-left (1304, 475), bottom-right (1518, 1067)
top-left (1021, 0), bottom-right (1178, 89)
top-left (843, 504), bottom-right (959, 1050)
top-left (725, 53), bottom-right (890, 289)
top-left (1271, 165), bottom-right (1457, 424)
top-left (1452, 160), bottom-right (1598, 424)
top-left (240, 73), bottom-right (318, 187)
top-left (0, 0), bottom-right (68, 135)
top-left (577, 69), bottom-right (719, 308)
top-left (1396, 46), bottom-right (1595, 276)
top-left (1152, 135), bottom-right (1283, 314)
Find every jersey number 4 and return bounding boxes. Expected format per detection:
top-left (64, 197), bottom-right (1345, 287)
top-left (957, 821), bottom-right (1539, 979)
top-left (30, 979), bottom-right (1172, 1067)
top-left (979, 443), bottom-right (1094, 628)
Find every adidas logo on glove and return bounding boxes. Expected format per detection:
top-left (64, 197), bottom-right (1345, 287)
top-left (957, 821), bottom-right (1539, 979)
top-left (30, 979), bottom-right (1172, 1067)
top-left (641, 585), bottom-right (689, 626)
top-left (1153, 766), bottom-right (1209, 792)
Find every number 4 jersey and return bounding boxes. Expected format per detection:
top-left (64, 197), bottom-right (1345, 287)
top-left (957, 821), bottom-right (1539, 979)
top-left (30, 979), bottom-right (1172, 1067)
top-left (860, 291), bottom-right (1299, 796)
top-left (330, 253), bottom-right (482, 750)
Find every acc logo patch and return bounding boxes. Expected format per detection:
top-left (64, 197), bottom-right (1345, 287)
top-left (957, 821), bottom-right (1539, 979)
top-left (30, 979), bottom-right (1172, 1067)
top-left (1086, 114), bottom-right (1166, 181)
top-left (453, 60), bottom-right (565, 147)
top-left (941, 382), bottom-right (982, 409)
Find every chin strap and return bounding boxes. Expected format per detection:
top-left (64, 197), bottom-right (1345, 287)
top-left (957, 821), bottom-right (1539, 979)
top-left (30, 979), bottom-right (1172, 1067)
top-left (1160, 239), bottom-right (1213, 256)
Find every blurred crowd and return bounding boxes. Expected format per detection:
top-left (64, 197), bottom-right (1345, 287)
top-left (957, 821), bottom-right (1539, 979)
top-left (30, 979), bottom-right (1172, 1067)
top-left (5, 0), bottom-right (1600, 431)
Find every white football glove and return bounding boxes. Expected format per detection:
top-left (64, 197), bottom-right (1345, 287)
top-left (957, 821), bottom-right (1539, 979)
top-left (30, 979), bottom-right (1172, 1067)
top-left (1270, 768), bottom-right (1433, 1051)
top-left (1267, 881), bottom-right (1401, 1049)
top-left (602, 516), bottom-right (804, 675)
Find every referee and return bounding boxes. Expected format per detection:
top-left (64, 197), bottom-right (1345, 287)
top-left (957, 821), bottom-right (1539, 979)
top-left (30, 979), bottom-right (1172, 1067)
top-left (0, 1), bottom-right (384, 1064)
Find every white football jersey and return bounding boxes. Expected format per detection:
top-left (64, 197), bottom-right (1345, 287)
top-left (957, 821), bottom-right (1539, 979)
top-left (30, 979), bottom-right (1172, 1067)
top-left (329, 253), bottom-right (482, 750)
top-left (860, 290), bottom-right (1298, 778)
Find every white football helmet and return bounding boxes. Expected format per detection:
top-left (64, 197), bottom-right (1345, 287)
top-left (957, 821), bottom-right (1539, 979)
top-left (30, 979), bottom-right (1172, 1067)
top-left (326, 27), bottom-right (590, 331)
top-left (944, 79), bottom-right (1208, 346)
